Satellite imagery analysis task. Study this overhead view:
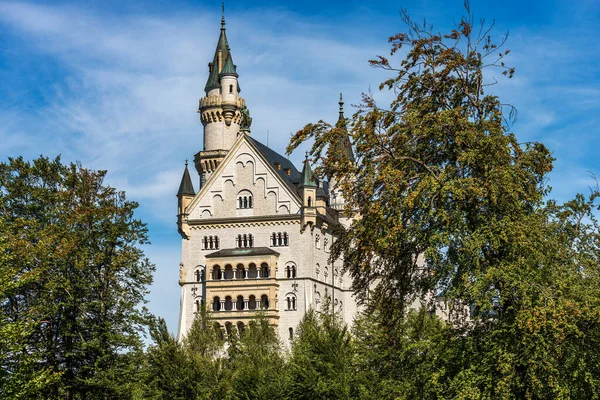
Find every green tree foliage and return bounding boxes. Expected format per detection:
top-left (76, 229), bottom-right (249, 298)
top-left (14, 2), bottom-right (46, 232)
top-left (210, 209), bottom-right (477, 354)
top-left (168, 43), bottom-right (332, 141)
top-left (0, 156), bottom-right (154, 399)
top-left (286, 303), bottom-right (358, 400)
top-left (227, 316), bottom-right (288, 400)
top-left (145, 309), bottom-right (231, 400)
top-left (288, 3), bottom-right (600, 398)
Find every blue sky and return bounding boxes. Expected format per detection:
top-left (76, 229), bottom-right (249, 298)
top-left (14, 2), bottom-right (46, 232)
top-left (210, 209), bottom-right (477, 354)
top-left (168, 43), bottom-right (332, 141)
top-left (1, 0), bottom-right (598, 335)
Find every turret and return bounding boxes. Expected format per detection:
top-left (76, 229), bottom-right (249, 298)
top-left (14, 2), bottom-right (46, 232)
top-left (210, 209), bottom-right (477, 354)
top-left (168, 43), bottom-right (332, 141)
top-left (195, 5), bottom-right (247, 185)
top-left (329, 93), bottom-right (354, 211)
top-left (299, 154), bottom-right (318, 229)
top-left (177, 160), bottom-right (195, 239)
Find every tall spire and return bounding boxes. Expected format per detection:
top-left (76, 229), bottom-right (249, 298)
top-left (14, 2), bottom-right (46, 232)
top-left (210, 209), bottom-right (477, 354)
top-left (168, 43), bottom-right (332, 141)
top-left (204, 4), bottom-right (235, 93)
top-left (334, 93), bottom-right (355, 163)
top-left (338, 92), bottom-right (344, 120)
top-left (221, 2), bottom-right (225, 30)
top-left (177, 160), bottom-right (195, 197)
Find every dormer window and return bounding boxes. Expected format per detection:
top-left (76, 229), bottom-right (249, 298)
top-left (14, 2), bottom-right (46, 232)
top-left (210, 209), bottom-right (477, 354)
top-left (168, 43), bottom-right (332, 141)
top-left (284, 168), bottom-right (290, 176)
top-left (274, 162), bottom-right (281, 170)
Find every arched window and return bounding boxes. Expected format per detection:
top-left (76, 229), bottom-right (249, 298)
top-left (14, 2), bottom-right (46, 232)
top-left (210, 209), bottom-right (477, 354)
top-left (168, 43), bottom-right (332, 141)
top-left (213, 296), bottom-right (221, 311)
top-left (248, 263), bottom-right (257, 279)
top-left (283, 232), bottom-right (289, 246)
top-left (243, 234), bottom-right (248, 248)
top-left (224, 265), bottom-right (234, 280)
top-left (248, 295), bottom-right (257, 310)
top-left (214, 322), bottom-right (223, 340)
top-left (237, 235), bottom-right (242, 248)
top-left (212, 265), bottom-right (221, 280)
top-left (237, 321), bottom-right (245, 335)
top-left (237, 295), bottom-right (244, 310)
top-left (214, 236), bottom-right (219, 249)
top-left (271, 232), bottom-right (277, 246)
top-left (225, 322), bottom-right (233, 340)
top-left (292, 265), bottom-right (296, 278)
top-left (225, 296), bottom-right (233, 311)
top-left (286, 294), bottom-right (297, 310)
top-left (260, 295), bottom-right (269, 309)
top-left (249, 234), bottom-right (254, 247)
top-left (203, 237), bottom-right (208, 249)
top-left (236, 264), bottom-right (244, 279)
top-left (278, 232), bottom-right (282, 246)
top-left (195, 270), bottom-right (201, 282)
top-left (261, 263), bottom-right (269, 278)
top-left (237, 191), bottom-right (253, 209)
top-left (195, 300), bottom-right (200, 312)
top-left (229, 84), bottom-right (233, 93)
top-left (308, 196), bottom-right (312, 207)
top-left (289, 327), bottom-right (294, 340)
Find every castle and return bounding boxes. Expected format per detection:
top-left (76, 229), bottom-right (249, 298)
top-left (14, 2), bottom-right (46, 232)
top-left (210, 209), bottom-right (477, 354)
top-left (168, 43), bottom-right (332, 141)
top-left (176, 10), bottom-right (358, 342)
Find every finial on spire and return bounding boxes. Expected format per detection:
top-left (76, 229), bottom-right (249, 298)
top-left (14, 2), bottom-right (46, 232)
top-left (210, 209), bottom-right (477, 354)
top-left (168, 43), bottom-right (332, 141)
top-left (221, 2), bottom-right (226, 29)
top-left (185, 159), bottom-right (188, 167)
top-left (305, 151), bottom-right (310, 159)
top-left (339, 92), bottom-right (344, 115)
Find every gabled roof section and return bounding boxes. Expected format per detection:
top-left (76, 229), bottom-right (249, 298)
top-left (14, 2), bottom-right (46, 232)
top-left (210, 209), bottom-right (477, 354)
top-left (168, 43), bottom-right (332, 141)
top-left (185, 134), bottom-right (303, 215)
top-left (247, 137), bottom-right (302, 195)
top-left (177, 161), bottom-right (195, 196)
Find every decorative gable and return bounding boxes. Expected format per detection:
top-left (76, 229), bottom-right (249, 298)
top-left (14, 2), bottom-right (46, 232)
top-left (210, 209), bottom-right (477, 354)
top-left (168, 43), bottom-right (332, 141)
top-left (186, 135), bottom-right (302, 221)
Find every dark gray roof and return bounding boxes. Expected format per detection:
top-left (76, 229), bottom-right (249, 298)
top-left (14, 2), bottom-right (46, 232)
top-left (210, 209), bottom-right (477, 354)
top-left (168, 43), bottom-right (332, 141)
top-left (205, 247), bottom-right (280, 258)
top-left (177, 164), bottom-right (195, 196)
top-left (247, 137), bottom-right (303, 198)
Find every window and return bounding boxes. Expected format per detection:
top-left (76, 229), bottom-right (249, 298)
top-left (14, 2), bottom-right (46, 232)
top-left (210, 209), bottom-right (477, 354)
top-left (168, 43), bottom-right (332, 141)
top-left (237, 234), bottom-right (254, 248)
top-left (213, 297), bottom-right (221, 311)
top-left (286, 264), bottom-right (297, 279)
top-left (261, 263), bottom-right (269, 278)
top-left (289, 327), bottom-right (294, 340)
top-left (308, 196), bottom-right (312, 207)
top-left (237, 191), bottom-right (253, 209)
top-left (271, 232), bottom-right (289, 247)
top-left (202, 236), bottom-right (220, 250)
top-left (229, 84), bottom-right (233, 93)
top-left (195, 269), bottom-right (202, 282)
top-left (225, 296), bottom-right (233, 311)
top-left (315, 234), bottom-right (321, 249)
top-left (286, 294), bottom-right (297, 310)
top-left (237, 295), bottom-right (244, 310)
top-left (195, 300), bottom-right (201, 313)
top-left (260, 295), bottom-right (269, 309)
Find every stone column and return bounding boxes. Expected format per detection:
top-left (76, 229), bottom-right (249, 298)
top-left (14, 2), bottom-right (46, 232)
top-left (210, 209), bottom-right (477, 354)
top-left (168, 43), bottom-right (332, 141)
top-left (220, 300), bottom-right (225, 311)
top-left (244, 299), bottom-right (249, 309)
top-left (220, 269), bottom-right (225, 280)
top-left (244, 268), bottom-right (248, 279)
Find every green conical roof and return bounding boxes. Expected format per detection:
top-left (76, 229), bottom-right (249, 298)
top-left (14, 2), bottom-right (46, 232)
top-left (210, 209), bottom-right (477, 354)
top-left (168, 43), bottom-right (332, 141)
top-left (220, 54), bottom-right (238, 77)
top-left (300, 156), bottom-right (317, 188)
top-left (177, 161), bottom-right (195, 197)
top-left (204, 8), bottom-right (239, 92)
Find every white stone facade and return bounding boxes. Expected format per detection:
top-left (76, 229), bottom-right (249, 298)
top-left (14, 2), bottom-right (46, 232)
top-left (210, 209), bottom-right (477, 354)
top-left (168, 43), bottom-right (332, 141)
top-left (176, 16), bottom-right (358, 343)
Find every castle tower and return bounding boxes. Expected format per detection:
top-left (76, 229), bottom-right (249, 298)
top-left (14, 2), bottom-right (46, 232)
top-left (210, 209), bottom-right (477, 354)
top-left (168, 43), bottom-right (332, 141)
top-left (299, 154), bottom-right (318, 229)
top-left (195, 7), bottom-right (248, 185)
top-left (329, 93), bottom-right (354, 211)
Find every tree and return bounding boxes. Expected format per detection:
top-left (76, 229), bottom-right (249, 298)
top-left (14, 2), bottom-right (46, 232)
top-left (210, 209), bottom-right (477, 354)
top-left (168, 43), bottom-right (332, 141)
top-left (144, 309), bottom-right (231, 400)
top-left (226, 315), bottom-right (289, 399)
top-left (286, 303), bottom-right (358, 400)
top-left (0, 156), bottom-right (154, 399)
top-left (288, 3), bottom-right (600, 398)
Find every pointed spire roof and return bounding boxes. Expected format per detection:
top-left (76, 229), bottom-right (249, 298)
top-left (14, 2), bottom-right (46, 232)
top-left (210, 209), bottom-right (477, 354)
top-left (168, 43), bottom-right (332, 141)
top-left (334, 93), bottom-right (355, 163)
top-left (204, 3), bottom-right (238, 92)
top-left (300, 153), bottom-right (317, 188)
top-left (220, 54), bottom-right (238, 77)
top-left (177, 160), bottom-right (196, 197)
